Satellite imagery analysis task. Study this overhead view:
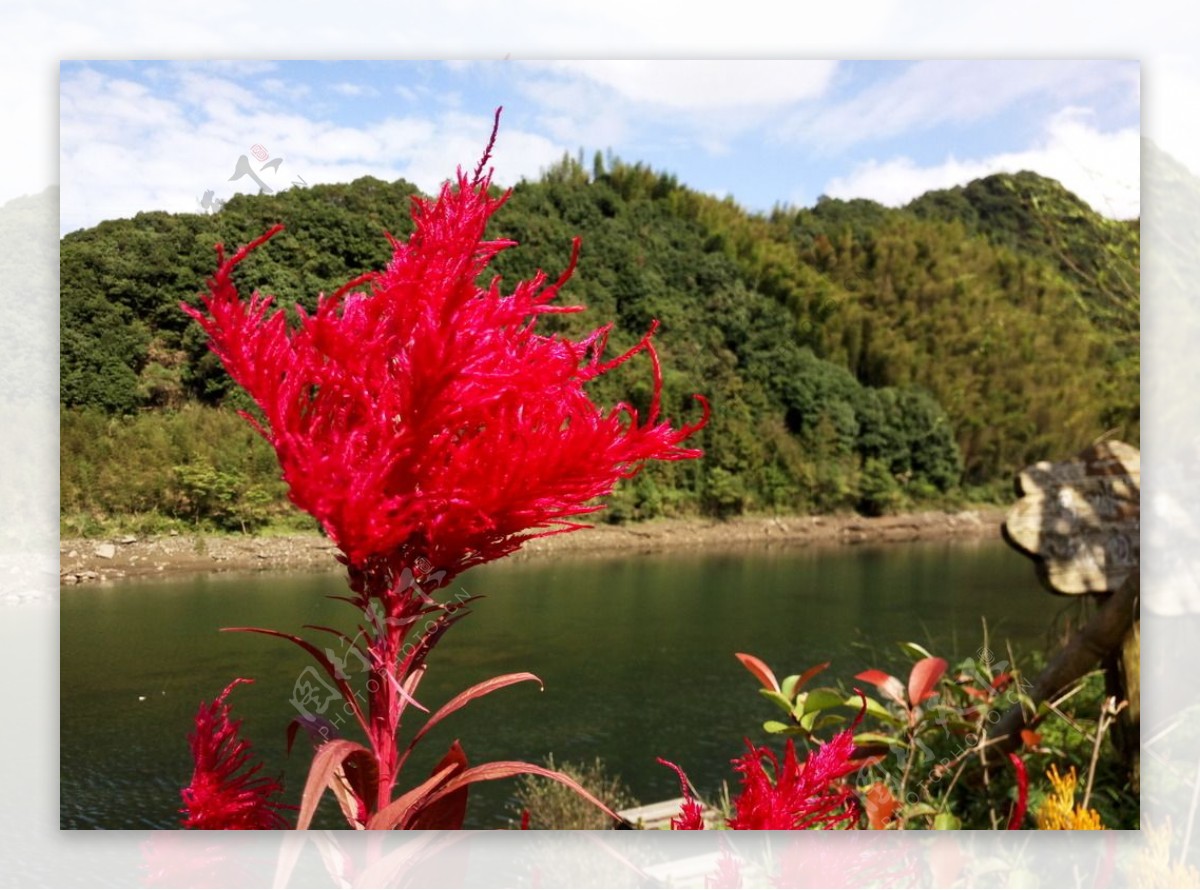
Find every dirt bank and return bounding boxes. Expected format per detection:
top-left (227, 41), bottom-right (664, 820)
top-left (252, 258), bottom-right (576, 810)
top-left (59, 509), bottom-right (1007, 586)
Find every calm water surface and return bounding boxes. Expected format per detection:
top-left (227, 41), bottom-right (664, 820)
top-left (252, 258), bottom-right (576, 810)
top-left (61, 537), bottom-right (1054, 829)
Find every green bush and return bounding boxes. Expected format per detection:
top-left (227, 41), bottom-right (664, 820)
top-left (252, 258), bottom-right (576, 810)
top-left (857, 458), bottom-right (903, 516)
top-left (61, 405), bottom-right (295, 533)
top-left (509, 755), bottom-right (639, 830)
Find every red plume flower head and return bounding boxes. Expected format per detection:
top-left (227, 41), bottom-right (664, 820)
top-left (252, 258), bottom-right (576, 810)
top-left (659, 720), bottom-right (863, 831)
top-left (656, 756), bottom-right (707, 830)
top-left (184, 112), bottom-right (707, 587)
top-left (181, 678), bottom-right (291, 829)
top-left (726, 730), bottom-right (862, 830)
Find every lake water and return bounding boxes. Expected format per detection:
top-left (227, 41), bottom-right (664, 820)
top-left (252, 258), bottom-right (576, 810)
top-left (60, 536), bottom-right (1058, 829)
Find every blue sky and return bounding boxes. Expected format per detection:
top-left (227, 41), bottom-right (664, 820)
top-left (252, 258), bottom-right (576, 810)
top-left (58, 60), bottom-right (1139, 235)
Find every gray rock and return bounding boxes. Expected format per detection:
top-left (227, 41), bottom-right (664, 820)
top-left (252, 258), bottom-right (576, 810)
top-left (94, 543), bottom-right (116, 559)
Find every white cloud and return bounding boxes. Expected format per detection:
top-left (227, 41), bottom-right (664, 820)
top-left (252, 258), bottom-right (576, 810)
top-left (820, 108), bottom-right (1140, 219)
top-left (782, 60), bottom-right (1139, 151)
top-left (259, 77), bottom-right (311, 102)
top-left (173, 70), bottom-right (265, 119)
top-left (519, 78), bottom-right (632, 156)
top-left (533, 60), bottom-right (838, 110)
top-left (330, 82), bottom-right (379, 98)
top-left (59, 67), bottom-right (567, 234)
top-left (508, 60), bottom-right (840, 160)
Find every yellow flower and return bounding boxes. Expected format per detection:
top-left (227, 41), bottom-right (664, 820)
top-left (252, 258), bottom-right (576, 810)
top-left (1035, 764), bottom-right (1104, 830)
top-left (1129, 820), bottom-right (1200, 888)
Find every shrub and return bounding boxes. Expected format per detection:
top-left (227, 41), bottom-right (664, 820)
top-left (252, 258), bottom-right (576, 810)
top-left (511, 756), bottom-right (639, 829)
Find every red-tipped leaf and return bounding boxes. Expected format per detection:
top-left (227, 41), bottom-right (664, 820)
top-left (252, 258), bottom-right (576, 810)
top-left (855, 669), bottom-right (906, 706)
top-left (907, 657), bottom-right (948, 706)
top-left (735, 653), bottom-right (780, 693)
top-left (795, 661), bottom-right (831, 692)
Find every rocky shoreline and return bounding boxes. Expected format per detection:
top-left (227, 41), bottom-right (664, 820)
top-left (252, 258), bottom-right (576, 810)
top-left (60, 509), bottom-right (1008, 585)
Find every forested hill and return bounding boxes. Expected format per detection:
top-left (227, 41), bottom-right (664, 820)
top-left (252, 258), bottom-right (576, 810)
top-left (60, 157), bottom-right (1139, 531)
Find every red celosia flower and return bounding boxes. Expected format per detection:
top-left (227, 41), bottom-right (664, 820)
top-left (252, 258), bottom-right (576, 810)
top-left (181, 679), bottom-right (291, 829)
top-left (770, 834), bottom-right (920, 889)
top-left (726, 730), bottom-right (862, 830)
top-left (662, 729), bottom-right (868, 834)
top-left (656, 757), bottom-right (707, 829)
top-left (183, 113), bottom-right (707, 585)
top-left (181, 115), bottom-right (704, 831)
top-left (662, 725), bottom-right (863, 831)
top-left (707, 846), bottom-right (744, 889)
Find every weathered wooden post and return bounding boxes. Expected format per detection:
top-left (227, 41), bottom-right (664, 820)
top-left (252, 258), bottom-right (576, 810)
top-left (991, 440), bottom-right (1140, 788)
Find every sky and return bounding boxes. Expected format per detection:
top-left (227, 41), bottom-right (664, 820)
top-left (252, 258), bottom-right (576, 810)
top-left (57, 59), bottom-right (1141, 236)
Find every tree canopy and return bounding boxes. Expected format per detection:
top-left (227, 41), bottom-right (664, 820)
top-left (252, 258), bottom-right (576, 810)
top-left (59, 157), bottom-right (1139, 529)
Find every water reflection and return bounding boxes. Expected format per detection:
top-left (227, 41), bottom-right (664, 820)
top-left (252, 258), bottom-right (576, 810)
top-left (62, 538), bottom-right (1051, 830)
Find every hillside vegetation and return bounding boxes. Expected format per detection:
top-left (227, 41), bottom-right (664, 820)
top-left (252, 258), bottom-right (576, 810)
top-left (59, 156), bottom-right (1139, 534)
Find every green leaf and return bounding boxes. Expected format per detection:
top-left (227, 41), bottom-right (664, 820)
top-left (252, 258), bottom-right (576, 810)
top-left (853, 731), bottom-right (904, 748)
top-left (904, 803), bottom-right (939, 819)
top-left (763, 719), bottom-right (801, 734)
top-left (899, 641), bottom-right (936, 661)
top-left (799, 688), bottom-right (845, 717)
top-left (933, 812), bottom-right (962, 830)
top-left (759, 689), bottom-right (796, 715)
top-left (846, 694), bottom-right (903, 726)
top-left (780, 674), bottom-right (802, 701)
top-left (810, 713), bottom-right (846, 732)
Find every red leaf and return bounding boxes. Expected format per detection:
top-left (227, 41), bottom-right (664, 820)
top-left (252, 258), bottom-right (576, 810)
top-left (406, 672), bottom-right (542, 757)
top-left (907, 657), bottom-right (948, 706)
top-left (286, 713), bottom-right (340, 755)
top-left (854, 668), bottom-right (893, 686)
top-left (330, 748), bottom-right (379, 830)
top-left (855, 669), bottom-right (906, 706)
top-left (865, 782), bottom-right (899, 829)
top-left (796, 661), bottom-right (831, 692)
top-left (735, 653), bottom-right (780, 692)
top-left (1020, 729), bottom-right (1042, 749)
top-left (223, 626), bottom-right (369, 737)
top-left (408, 741), bottom-right (470, 830)
top-left (419, 761), bottom-right (623, 825)
top-left (296, 739), bottom-right (374, 830)
top-left (365, 763), bottom-right (459, 830)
